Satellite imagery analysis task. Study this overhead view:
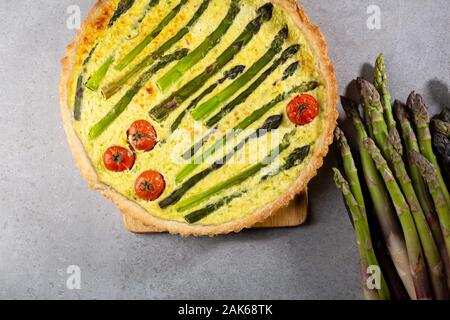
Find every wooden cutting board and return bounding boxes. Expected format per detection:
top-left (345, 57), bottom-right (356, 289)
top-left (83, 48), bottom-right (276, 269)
top-left (123, 190), bottom-right (308, 233)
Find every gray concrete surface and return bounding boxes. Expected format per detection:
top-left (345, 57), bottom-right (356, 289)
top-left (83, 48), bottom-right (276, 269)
top-left (0, 0), bottom-right (448, 300)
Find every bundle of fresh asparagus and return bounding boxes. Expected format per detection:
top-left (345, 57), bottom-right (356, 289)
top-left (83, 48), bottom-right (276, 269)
top-left (334, 53), bottom-right (450, 300)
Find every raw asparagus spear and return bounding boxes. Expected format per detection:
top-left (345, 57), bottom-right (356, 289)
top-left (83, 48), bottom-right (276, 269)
top-left (432, 119), bottom-right (450, 138)
top-left (407, 92), bottom-right (450, 207)
top-left (204, 44), bottom-right (300, 127)
top-left (191, 26), bottom-right (289, 120)
top-left (85, 55), bottom-right (115, 91)
top-left (158, 114), bottom-right (283, 208)
top-left (149, 3), bottom-right (274, 122)
top-left (157, 0), bottom-right (241, 91)
top-left (101, 0), bottom-right (212, 98)
top-left (410, 151), bottom-right (450, 263)
top-left (89, 49), bottom-right (188, 139)
top-left (185, 191), bottom-right (246, 224)
top-left (261, 145), bottom-right (310, 181)
top-left (333, 168), bottom-right (389, 300)
top-left (334, 128), bottom-right (368, 229)
top-left (115, 0), bottom-right (189, 71)
top-left (433, 132), bottom-right (450, 190)
top-left (386, 128), bottom-right (448, 299)
top-left (176, 81), bottom-right (319, 182)
top-left (364, 138), bottom-right (432, 300)
top-left (175, 129), bottom-right (295, 212)
top-left (395, 101), bottom-right (450, 291)
top-left (341, 97), bottom-right (416, 299)
top-left (394, 101), bottom-right (436, 221)
top-left (357, 78), bottom-right (390, 159)
top-left (108, 0), bottom-right (136, 28)
top-left (171, 65), bottom-right (245, 132)
top-left (74, 44), bottom-right (97, 120)
top-left (374, 53), bottom-right (396, 130)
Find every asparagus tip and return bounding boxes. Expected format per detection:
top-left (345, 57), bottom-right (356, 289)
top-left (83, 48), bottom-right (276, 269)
top-left (393, 100), bottom-right (408, 120)
top-left (340, 96), bottom-right (360, 118)
top-left (407, 91), bottom-right (430, 125)
top-left (332, 168), bottom-right (349, 193)
top-left (334, 126), bottom-right (344, 142)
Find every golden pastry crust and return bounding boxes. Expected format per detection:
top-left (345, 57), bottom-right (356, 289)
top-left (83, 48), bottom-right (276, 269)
top-left (60, 0), bottom-right (338, 236)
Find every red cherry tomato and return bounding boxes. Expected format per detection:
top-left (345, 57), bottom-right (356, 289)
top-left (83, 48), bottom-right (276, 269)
top-left (127, 120), bottom-right (157, 152)
top-left (286, 94), bottom-right (320, 125)
top-left (103, 146), bottom-right (135, 172)
top-left (135, 170), bottom-right (166, 201)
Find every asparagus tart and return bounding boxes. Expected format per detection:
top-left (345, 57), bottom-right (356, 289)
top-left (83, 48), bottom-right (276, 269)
top-left (60, 0), bottom-right (337, 236)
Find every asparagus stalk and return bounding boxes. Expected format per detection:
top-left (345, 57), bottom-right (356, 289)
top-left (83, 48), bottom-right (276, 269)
top-left (108, 0), bottom-right (136, 28)
top-left (176, 81), bottom-right (319, 182)
top-left (115, 0), bottom-right (189, 71)
top-left (433, 132), bottom-right (450, 190)
top-left (395, 101), bottom-right (450, 291)
top-left (261, 145), bottom-right (310, 181)
top-left (356, 78), bottom-right (390, 159)
top-left (386, 128), bottom-right (448, 299)
top-left (334, 128), bottom-right (368, 230)
top-left (149, 3), bottom-right (274, 122)
top-left (364, 138), bottom-right (432, 300)
top-left (101, 0), bottom-right (212, 98)
top-left (85, 55), bottom-right (115, 91)
top-left (175, 129), bottom-right (294, 212)
top-left (171, 65), bottom-right (245, 132)
top-left (432, 119), bottom-right (450, 138)
top-left (204, 44), bottom-right (300, 127)
top-left (185, 191), bottom-right (246, 224)
top-left (435, 108), bottom-right (450, 188)
top-left (333, 168), bottom-right (389, 300)
top-left (158, 114), bottom-right (283, 208)
top-left (410, 151), bottom-right (450, 263)
top-left (341, 97), bottom-right (416, 299)
top-left (73, 44), bottom-right (97, 120)
top-left (394, 101), bottom-right (436, 221)
top-left (191, 26), bottom-right (289, 120)
top-left (89, 49), bottom-right (188, 139)
top-left (374, 53), bottom-right (396, 130)
top-left (157, 0), bottom-right (241, 91)
top-left (407, 92), bottom-right (450, 207)
top-left (73, 76), bottom-right (85, 120)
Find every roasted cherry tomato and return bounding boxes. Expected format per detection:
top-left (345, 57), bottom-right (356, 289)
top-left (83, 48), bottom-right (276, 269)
top-left (135, 170), bottom-right (166, 201)
top-left (127, 120), bottom-right (157, 152)
top-left (286, 94), bottom-right (319, 126)
top-left (103, 146), bottom-right (135, 172)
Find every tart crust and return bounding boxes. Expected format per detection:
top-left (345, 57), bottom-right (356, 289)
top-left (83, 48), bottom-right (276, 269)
top-left (60, 0), bottom-right (338, 236)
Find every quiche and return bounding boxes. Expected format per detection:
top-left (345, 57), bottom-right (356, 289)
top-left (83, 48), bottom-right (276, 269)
top-left (60, 0), bottom-right (338, 236)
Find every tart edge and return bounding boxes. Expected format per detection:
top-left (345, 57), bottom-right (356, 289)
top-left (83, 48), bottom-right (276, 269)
top-left (60, 0), bottom-right (338, 237)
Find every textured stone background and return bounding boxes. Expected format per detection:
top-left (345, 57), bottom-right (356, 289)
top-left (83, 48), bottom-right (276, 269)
top-left (0, 0), bottom-right (448, 299)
